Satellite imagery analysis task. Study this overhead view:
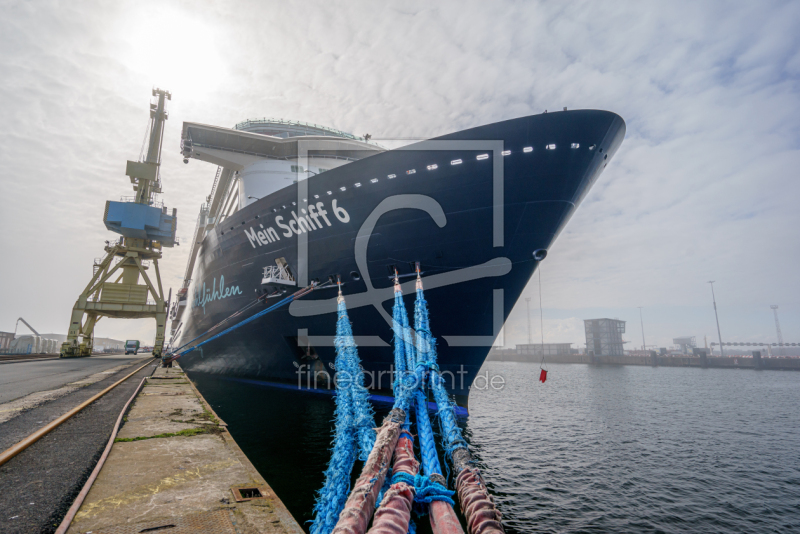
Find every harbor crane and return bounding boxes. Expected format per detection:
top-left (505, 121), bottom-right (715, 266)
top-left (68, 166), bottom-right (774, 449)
top-left (60, 88), bottom-right (178, 358)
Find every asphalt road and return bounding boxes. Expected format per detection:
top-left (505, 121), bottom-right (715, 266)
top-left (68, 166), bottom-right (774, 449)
top-left (0, 359), bottom-right (159, 534)
top-left (0, 353), bottom-right (154, 403)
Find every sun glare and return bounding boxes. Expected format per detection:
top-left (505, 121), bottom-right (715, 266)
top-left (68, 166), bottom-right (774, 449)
top-left (119, 5), bottom-right (226, 101)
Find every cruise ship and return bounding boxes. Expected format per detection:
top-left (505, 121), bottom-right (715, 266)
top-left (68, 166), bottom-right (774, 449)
top-left (170, 110), bottom-right (626, 406)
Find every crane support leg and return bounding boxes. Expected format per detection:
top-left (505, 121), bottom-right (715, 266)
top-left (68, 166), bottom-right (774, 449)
top-left (61, 240), bottom-right (169, 358)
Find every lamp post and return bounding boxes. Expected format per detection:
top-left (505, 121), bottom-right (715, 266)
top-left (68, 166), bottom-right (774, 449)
top-left (708, 281), bottom-right (724, 357)
top-left (525, 297), bottom-right (532, 345)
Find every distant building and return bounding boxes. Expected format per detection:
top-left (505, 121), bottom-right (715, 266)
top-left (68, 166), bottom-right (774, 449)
top-left (584, 318), bottom-right (626, 356)
top-left (0, 331), bottom-right (13, 351)
top-left (487, 343), bottom-right (574, 362)
top-left (673, 336), bottom-right (697, 354)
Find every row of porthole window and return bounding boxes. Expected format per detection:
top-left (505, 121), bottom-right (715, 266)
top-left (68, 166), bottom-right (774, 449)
top-left (225, 142), bottom-right (603, 232)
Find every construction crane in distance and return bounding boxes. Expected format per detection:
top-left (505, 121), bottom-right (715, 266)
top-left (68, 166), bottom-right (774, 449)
top-left (771, 305), bottom-right (784, 356)
top-left (14, 317), bottom-right (40, 336)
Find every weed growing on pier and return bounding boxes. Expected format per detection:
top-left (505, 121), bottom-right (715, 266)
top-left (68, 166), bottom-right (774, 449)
top-left (115, 427), bottom-right (208, 442)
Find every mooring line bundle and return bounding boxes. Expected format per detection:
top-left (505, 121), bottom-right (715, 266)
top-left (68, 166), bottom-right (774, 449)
top-left (312, 270), bottom-right (504, 534)
top-left (310, 286), bottom-right (377, 534)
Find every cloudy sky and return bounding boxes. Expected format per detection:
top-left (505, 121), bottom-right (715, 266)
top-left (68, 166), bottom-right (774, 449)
top-left (1, 0), bottom-right (798, 352)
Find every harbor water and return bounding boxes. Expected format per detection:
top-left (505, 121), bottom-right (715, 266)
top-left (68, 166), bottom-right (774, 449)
top-left (189, 362), bottom-right (800, 533)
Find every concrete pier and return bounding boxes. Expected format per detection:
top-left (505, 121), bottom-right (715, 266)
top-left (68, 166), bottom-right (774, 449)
top-left (65, 363), bottom-right (302, 534)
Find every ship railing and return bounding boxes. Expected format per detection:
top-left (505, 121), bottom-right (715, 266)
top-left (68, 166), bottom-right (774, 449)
top-left (208, 168), bottom-right (222, 203)
top-left (119, 196), bottom-right (165, 209)
top-left (262, 264), bottom-right (296, 287)
top-left (234, 117), bottom-right (365, 141)
top-left (188, 142), bottom-right (367, 163)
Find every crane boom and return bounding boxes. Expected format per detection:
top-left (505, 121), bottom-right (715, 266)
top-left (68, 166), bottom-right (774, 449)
top-left (15, 317), bottom-right (40, 336)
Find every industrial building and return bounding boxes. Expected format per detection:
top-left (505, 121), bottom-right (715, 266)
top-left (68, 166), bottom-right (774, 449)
top-left (0, 331), bottom-right (14, 352)
top-left (487, 343), bottom-right (574, 362)
top-left (515, 343), bottom-right (574, 357)
top-left (673, 336), bottom-right (697, 354)
top-left (584, 318), bottom-right (626, 356)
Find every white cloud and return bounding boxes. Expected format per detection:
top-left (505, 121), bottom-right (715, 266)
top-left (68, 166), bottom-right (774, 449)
top-left (0, 0), bottom-right (797, 349)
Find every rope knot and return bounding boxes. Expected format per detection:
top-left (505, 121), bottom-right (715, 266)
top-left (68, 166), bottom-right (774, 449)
top-left (389, 472), bottom-right (456, 506)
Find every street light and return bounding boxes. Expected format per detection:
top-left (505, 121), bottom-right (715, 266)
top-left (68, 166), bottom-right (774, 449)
top-left (525, 297), bottom-right (532, 345)
top-left (708, 281), bottom-right (724, 357)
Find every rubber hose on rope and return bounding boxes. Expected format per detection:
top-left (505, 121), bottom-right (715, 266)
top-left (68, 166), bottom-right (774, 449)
top-left (456, 468), bottom-right (504, 534)
top-left (368, 433), bottom-right (419, 534)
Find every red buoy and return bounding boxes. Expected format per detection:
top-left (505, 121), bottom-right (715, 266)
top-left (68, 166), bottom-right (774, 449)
top-left (539, 369), bottom-right (547, 383)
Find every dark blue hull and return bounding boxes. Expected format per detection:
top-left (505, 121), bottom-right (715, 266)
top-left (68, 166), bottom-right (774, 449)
top-left (176, 110), bottom-right (626, 406)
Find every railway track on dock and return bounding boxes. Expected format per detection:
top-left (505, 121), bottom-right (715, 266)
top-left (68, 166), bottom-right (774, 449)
top-left (0, 359), bottom-right (155, 467)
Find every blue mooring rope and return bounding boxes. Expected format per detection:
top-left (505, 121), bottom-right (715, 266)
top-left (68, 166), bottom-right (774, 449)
top-left (311, 295), bottom-right (376, 534)
top-left (412, 283), bottom-right (471, 464)
top-left (414, 390), bottom-right (443, 477)
top-left (335, 297), bottom-right (376, 461)
top-left (391, 472), bottom-right (456, 506)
